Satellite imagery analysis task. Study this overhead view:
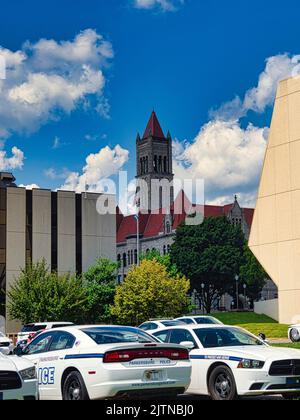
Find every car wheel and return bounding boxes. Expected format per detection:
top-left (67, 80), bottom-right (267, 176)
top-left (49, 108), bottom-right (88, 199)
top-left (62, 371), bottom-right (89, 401)
top-left (208, 366), bottom-right (237, 401)
top-left (290, 328), bottom-right (300, 343)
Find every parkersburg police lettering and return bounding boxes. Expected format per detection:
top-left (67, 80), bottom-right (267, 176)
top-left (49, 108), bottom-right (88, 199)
top-left (106, 404), bottom-right (194, 418)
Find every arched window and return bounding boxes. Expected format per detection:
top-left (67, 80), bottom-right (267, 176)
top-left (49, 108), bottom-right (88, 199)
top-left (146, 156), bottom-right (149, 173)
top-left (164, 156), bottom-right (167, 173)
top-left (154, 156), bottom-right (158, 172)
top-left (167, 245), bottom-right (171, 254)
top-left (128, 251), bottom-right (131, 265)
top-left (134, 249), bottom-right (138, 265)
top-left (131, 250), bottom-right (134, 265)
top-left (158, 156), bottom-right (162, 173)
top-left (123, 253), bottom-right (127, 268)
top-left (166, 221), bottom-right (171, 234)
top-left (163, 246), bottom-right (166, 255)
top-left (140, 158), bottom-right (143, 175)
top-left (117, 254), bottom-right (121, 263)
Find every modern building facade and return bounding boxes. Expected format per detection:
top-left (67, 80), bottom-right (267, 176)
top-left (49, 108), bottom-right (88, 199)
top-left (0, 173), bottom-right (116, 333)
top-left (250, 76), bottom-right (300, 324)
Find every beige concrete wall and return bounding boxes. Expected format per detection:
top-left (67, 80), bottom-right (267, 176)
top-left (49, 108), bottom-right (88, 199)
top-left (82, 193), bottom-right (116, 272)
top-left (57, 191), bottom-right (76, 274)
top-left (32, 189), bottom-right (51, 267)
top-left (6, 187), bottom-right (26, 333)
top-left (250, 77), bottom-right (300, 324)
top-left (254, 299), bottom-right (279, 322)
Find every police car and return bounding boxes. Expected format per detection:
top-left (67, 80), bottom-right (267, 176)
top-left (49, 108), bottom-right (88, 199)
top-left (289, 324), bottom-right (300, 343)
top-left (15, 325), bottom-right (191, 400)
top-left (139, 320), bottom-right (185, 334)
top-left (152, 325), bottom-right (300, 400)
top-left (0, 353), bottom-right (38, 400)
top-left (0, 331), bottom-right (14, 356)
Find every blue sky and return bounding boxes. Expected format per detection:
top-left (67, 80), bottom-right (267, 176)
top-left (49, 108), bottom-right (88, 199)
top-left (1, 0), bottom-right (300, 206)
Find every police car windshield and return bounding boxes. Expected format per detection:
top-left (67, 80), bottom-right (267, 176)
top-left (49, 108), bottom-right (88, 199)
top-left (194, 327), bottom-right (265, 348)
top-left (81, 328), bottom-right (158, 345)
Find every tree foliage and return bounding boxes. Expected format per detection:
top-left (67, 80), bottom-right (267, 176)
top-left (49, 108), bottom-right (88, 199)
top-left (239, 246), bottom-right (267, 302)
top-left (140, 250), bottom-right (180, 277)
top-left (84, 258), bottom-right (118, 323)
top-left (170, 217), bottom-right (245, 313)
top-left (111, 259), bottom-right (191, 326)
top-left (7, 260), bottom-right (88, 324)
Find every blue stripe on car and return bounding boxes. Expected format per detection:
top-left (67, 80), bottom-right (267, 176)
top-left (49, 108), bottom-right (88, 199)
top-left (65, 354), bottom-right (104, 360)
top-left (190, 355), bottom-right (242, 362)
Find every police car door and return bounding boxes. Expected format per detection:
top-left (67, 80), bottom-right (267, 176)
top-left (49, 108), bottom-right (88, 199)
top-left (22, 332), bottom-right (57, 399)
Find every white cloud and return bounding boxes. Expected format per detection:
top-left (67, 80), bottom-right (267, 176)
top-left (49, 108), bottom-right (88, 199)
top-left (173, 53), bottom-right (300, 205)
top-left (0, 146), bottom-right (24, 171)
top-left (60, 145), bottom-right (129, 193)
top-left (211, 54), bottom-right (300, 120)
top-left (19, 183), bottom-right (40, 190)
top-left (0, 29), bottom-right (113, 143)
top-left (134, 0), bottom-right (184, 11)
top-left (44, 167), bottom-right (70, 180)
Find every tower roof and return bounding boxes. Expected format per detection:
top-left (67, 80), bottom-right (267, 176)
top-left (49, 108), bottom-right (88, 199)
top-left (143, 111), bottom-right (165, 139)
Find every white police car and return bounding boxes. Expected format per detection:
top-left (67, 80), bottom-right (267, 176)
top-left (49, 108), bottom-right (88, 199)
top-left (15, 325), bottom-right (191, 400)
top-left (0, 331), bottom-right (14, 356)
top-left (289, 324), bottom-right (300, 343)
top-left (176, 316), bottom-right (223, 326)
top-left (0, 353), bottom-right (38, 400)
top-left (152, 325), bottom-right (300, 400)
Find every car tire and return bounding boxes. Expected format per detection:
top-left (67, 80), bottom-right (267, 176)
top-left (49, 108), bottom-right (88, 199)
top-left (290, 328), bottom-right (300, 343)
top-left (208, 365), bottom-right (237, 401)
top-left (62, 371), bottom-right (89, 401)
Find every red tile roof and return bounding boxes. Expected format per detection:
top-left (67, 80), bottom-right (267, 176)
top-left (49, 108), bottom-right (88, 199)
top-left (143, 111), bottom-right (165, 139)
top-left (116, 195), bottom-right (255, 244)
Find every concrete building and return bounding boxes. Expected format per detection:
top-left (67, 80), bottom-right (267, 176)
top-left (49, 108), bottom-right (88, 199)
top-left (0, 173), bottom-right (116, 333)
top-left (250, 76), bottom-right (300, 324)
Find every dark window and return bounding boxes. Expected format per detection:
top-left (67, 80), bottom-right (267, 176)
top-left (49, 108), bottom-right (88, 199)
top-left (51, 192), bottom-right (58, 272)
top-left (81, 327), bottom-right (158, 345)
top-left (24, 333), bottom-right (54, 355)
top-left (75, 194), bottom-right (82, 274)
top-left (25, 190), bottom-right (33, 266)
top-left (154, 331), bottom-right (170, 343)
top-left (123, 253), bottom-right (127, 268)
top-left (134, 249), bottom-right (138, 265)
top-left (48, 331), bottom-right (75, 352)
top-left (169, 329), bottom-right (197, 347)
top-left (163, 157), bottom-right (167, 173)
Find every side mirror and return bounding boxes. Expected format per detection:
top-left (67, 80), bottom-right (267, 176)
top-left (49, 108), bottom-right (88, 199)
top-left (180, 341), bottom-right (195, 350)
top-left (14, 346), bottom-right (24, 357)
top-left (258, 333), bottom-right (266, 341)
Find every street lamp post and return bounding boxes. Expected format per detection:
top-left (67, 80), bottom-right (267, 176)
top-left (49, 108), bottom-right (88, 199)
top-left (243, 284), bottom-right (247, 310)
top-left (235, 275), bottom-right (239, 311)
top-left (201, 283), bottom-right (205, 315)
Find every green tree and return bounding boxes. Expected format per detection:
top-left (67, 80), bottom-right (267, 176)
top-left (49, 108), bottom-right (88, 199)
top-left (140, 250), bottom-right (180, 277)
top-left (171, 217), bottom-right (245, 313)
top-left (239, 246), bottom-right (267, 303)
top-left (7, 260), bottom-right (88, 324)
top-left (84, 258), bottom-right (118, 323)
top-left (111, 259), bottom-right (191, 325)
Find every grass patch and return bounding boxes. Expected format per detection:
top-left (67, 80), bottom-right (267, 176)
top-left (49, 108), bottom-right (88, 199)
top-left (212, 312), bottom-right (289, 339)
top-left (272, 343), bottom-right (300, 350)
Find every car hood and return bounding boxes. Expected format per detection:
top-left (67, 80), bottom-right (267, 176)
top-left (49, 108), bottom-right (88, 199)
top-left (290, 324), bottom-right (300, 328)
top-left (0, 353), bottom-right (35, 371)
top-left (0, 336), bottom-right (10, 343)
top-left (203, 346), bottom-right (300, 361)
